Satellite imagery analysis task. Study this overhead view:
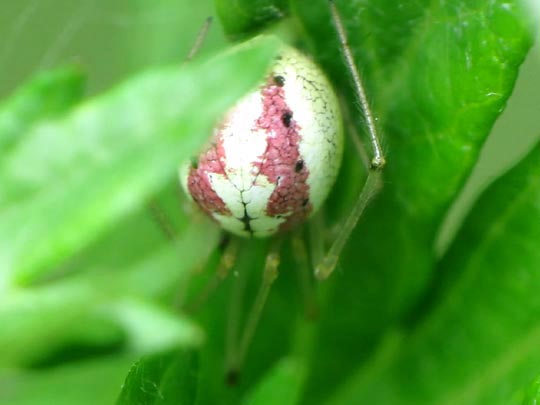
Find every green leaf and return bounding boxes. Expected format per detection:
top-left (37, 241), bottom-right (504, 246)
top-left (0, 355), bottom-right (136, 405)
top-left (332, 142), bottom-right (540, 404)
top-left (0, 66), bottom-right (84, 151)
top-left (0, 35), bottom-right (279, 284)
top-left (289, 1), bottom-right (535, 401)
top-left (214, 0), bottom-right (288, 39)
top-left (0, 219), bottom-right (218, 367)
top-left (116, 349), bottom-right (199, 405)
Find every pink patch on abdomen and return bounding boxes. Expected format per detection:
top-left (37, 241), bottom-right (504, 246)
top-left (256, 77), bottom-right (312, 232)
top-left (187, 131), bottom-right (231, 217)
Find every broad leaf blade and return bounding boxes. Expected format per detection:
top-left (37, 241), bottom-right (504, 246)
top-left (0, 36), bottom-right (278, 284)
top-left (290, 0), bottom-right (535, 400)
top-left (332, 142), bottom-right (540, 404)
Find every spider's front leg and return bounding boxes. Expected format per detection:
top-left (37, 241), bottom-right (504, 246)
top-left (314, 0), bottom-right (386, 280)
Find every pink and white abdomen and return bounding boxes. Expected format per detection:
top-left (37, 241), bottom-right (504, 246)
top-left (180, 46), bottom-right (343, 238)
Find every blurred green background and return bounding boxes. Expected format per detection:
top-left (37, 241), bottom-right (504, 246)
top-left (0, 0), bottom-right (226, 95)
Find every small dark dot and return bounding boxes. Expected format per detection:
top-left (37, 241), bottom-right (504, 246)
top-left (273, 75), bottom-right (285, 87)
top-left (282, 111), bottom-right (293, 127)
top-left (302, 198), bottom-right (309, 207)
top-left (295, 160), bottom-right (304, 172)
top-left (190, 157), bottom-right (199, 169)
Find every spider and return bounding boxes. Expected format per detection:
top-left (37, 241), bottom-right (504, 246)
top-left (151, 0), bottom-right (385, 383)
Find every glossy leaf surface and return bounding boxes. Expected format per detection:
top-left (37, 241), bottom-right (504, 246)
top-left (290, 1), bottom-right (535, 400)
top-left (333, 142), bottom-right (540, 405)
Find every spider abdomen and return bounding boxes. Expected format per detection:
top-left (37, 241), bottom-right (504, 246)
top-left (181, 45), bottom-right (343, 238)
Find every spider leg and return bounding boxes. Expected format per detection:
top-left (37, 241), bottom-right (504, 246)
top-left (185, 16), bottom-right (213, 62)
top-left (328, 0), bottom-right (385, 169)
top-left (147, 199), bottom-right (177, 241)
top-left (186, 235), bottom-right (239, 312)
top-left (226, 238), bottom-right (283, 383)
top-left (291, 233), bottom-right (319, 320)
top-left (316, 1), bottom-right (386, 280)
top-left (315, 171), bottom-right (382, 280)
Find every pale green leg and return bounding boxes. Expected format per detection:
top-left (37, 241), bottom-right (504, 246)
top-left (291, 233), bottom-right (319, 320)
top-left (225, 242), bottom-right (250, 385)
top-left (316, 1), bottom-right (386, 280)
top-left (226, 238), bottom-right (282, 383)
top-left (315, 171), bottom-right (382, 280)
